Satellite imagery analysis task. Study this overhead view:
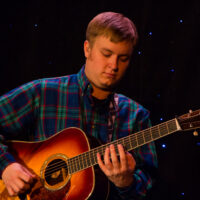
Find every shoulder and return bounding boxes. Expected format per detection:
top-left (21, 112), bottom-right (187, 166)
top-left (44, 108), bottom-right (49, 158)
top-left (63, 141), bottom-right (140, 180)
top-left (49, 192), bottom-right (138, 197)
top-left (116, 93), bottom-right (150, 119)
top-left (0, 74), bottom-right (78, 101)
top-left (38, 73), bottom-right (78, 88)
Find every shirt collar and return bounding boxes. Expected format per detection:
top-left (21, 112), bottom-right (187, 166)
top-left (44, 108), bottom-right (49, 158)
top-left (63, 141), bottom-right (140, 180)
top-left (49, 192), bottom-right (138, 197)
top-left (77, 65), bottom-right (92, 95)
top-left (77, 65), bottom-right (118, 110)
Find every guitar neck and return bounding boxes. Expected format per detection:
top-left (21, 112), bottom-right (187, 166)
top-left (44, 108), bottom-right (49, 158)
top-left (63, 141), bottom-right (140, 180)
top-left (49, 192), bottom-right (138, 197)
top-left (68, 118), bottom-right (181, 174)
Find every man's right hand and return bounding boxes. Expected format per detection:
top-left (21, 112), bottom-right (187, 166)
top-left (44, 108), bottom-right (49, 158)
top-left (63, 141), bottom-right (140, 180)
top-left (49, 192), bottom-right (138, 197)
top-left (2, 162), bottom-right (36, 196)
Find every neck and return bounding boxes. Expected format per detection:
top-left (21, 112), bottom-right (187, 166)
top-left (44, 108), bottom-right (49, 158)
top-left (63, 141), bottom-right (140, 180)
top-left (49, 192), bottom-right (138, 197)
top-left (91, 84), bottom-right (111, 100)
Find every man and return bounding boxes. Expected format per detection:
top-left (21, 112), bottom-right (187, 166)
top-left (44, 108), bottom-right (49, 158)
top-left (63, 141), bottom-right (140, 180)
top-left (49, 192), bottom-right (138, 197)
top-left (0, 12), bottom-right (157, 199)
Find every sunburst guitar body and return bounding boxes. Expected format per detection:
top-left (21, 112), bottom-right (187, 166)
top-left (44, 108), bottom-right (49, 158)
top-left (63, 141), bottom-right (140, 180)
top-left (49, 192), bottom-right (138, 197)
top-left (0, 128), bottom-right (109, 200)
top-left (1, 109), bottom-right (200, 199)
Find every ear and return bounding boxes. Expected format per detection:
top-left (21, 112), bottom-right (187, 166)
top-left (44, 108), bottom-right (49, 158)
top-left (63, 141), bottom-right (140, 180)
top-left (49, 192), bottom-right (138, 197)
top-left (84, 40), bottom-right (91, 58)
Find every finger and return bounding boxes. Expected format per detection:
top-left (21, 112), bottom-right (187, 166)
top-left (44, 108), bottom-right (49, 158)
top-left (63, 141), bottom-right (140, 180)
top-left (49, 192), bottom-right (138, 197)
top-left (110, 144), bottom-right (120, 168)
top-left (7, 186), bottom-right (16, 197)
top-left (23, 167), bottom-right (36, 178)
top-left (104, 146), bottom-right (112, 167)
top-left (13, 178), bottom-right (28, 194)
top-left (118, 144), bottom-right (128, 168)
top-left (20, 168), bottom-right (35, 184)
top-left (10, 182), bottom-right (20, 196)
top-left (97, 153), bottom-right (107, 173)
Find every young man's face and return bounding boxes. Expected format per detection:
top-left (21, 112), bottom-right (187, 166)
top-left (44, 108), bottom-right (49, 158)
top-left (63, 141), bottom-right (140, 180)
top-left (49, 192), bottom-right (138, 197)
top-left (84, 36), bottom-right (133, 92)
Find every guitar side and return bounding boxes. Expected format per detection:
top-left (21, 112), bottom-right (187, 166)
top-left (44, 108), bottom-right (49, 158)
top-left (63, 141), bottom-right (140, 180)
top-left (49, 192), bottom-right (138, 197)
top-left (0, 128), bottom-right (108, 200)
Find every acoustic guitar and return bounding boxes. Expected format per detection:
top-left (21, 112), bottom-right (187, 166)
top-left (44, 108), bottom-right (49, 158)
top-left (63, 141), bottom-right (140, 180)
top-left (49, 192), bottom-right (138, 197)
top-left (0, 109), bottom-right (199, 200)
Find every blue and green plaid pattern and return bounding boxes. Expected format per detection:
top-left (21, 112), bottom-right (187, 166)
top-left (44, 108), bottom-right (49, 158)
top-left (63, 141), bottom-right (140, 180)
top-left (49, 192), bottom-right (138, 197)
top-left (0, 66), bottom-right (157, 198)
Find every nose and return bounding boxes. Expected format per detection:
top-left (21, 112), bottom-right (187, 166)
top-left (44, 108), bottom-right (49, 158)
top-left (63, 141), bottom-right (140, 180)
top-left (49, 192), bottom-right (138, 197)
top-left (109, 57), bottom-right (118, 71)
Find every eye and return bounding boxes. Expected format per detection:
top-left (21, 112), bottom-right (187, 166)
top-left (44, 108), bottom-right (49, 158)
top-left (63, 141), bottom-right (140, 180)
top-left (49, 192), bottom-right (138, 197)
top-left (120, 56), bottom-right (129, 62)
top-left (102, 52), bottom-right (111, 57)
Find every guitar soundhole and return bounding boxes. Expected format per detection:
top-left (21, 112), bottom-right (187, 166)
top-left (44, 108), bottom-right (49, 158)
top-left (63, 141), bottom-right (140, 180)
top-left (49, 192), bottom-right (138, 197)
top-left (44, 158), bottom-right (68, 187)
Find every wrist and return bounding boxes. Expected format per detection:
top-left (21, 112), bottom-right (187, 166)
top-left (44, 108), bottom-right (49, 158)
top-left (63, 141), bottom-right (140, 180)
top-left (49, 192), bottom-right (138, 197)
top-left (116, 177), bottom-right (135, 194)
top-left (116, 176), bottom-right (134, 189)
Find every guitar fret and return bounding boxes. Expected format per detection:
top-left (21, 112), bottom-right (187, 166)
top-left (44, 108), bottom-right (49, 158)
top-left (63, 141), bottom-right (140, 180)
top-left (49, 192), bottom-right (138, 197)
top-left (77, 156), bottom-right (81, 171)
top-left (129, 135), bottom-right (132, 149)
top-left (88, 151), bottom-right (91, 167)
top-left (88, 152), bottom-right (92, 167)
top-left (168, 120), bottom-right (177, 132)
top-left (142, 131), bottom-right (145, 143)
top-left (67, 118), bottom-right (182, 174)
top-left (77, 155), bottom-right (81, 171)
top-left (166, 122), bottom-right (170, 134)
top-left (67, 159), bottom-right (71, 174)
top-left (93, 148), bottom-right (98, 164)
top-left (159, 123), bottom-right (168, 136)
top-left (124, 137), bottom-right (131, 151)
top-left (85, 154), bottom-right (89, 168)
top-left (114, 142), bottom-right (119, 155)
top-left (90, 151), bottom-right (95, 166)
top-left (137, 132), bottom-right (144, 145)
top-left (97, 146), bottom-right (104, 159)
top-left (81, 154), bottom-right (85, 169)
top-left (85, 153), bottom-right (88, 168)
top-left (131, 134), bottom-right (137, 148)
top-left (151, 126), bottom-right (160, 139)
top-left (144, 129), bottom-right (152, 142)
top-left (71, 158), bottom-right (75, 174)
top-left (80, 154), bottom-right (84, 170)
top-left (74, 157), bottom-right (78, 172)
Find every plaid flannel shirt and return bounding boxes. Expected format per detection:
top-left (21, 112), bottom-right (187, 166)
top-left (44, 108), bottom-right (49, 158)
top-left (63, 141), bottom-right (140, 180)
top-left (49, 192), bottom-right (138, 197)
top-left (0, 66), bottom-right (157, 199)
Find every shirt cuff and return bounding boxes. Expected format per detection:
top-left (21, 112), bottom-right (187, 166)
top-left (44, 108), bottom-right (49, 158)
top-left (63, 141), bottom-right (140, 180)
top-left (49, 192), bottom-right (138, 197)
top-left (116, 178), bottom-right (137, 195)
top-left (0, 152), bottom-right (16, 178)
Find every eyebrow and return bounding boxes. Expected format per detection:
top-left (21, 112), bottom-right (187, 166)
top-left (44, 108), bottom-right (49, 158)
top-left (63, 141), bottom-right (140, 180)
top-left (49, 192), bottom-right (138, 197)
top-left (101, 48), bottom-right (130, 57)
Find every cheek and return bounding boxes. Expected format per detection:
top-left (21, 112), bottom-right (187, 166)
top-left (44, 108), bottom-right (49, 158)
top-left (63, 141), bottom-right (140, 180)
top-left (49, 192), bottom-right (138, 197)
top-left (119, 63), bottom-right (129, 73)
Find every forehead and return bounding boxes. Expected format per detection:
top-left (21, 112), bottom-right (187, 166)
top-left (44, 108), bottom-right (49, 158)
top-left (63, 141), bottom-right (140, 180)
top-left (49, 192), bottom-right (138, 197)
top-left (92, 36), bottom-right (133, 54)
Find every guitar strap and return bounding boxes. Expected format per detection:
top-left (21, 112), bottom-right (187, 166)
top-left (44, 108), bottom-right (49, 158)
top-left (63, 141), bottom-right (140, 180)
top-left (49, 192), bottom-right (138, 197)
top-left (107, 94), bottom-right (118, 142)
top-left (80, 91), bottom-right (118, 143)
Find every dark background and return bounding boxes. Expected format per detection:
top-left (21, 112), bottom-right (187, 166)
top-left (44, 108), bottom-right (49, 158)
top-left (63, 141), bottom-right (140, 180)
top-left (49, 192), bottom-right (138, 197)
top-left (1, 0), bottom-right (200, 199)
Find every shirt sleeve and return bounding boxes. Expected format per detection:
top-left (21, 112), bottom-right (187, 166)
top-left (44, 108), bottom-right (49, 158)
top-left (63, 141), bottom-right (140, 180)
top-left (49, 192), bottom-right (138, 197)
top-left (109, 106), bottom-right (158, 199)
top-left (0, 81), bottom-right (41, 176)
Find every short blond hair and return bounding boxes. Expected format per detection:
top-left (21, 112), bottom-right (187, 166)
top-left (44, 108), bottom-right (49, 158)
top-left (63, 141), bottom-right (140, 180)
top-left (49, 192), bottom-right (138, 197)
top-left (86, 12), bottom-right (138, 47)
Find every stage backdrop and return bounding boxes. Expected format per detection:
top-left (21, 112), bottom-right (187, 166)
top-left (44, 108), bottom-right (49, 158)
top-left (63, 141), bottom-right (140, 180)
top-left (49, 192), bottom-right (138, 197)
top-left (1, 1), bottom-right (200, 199)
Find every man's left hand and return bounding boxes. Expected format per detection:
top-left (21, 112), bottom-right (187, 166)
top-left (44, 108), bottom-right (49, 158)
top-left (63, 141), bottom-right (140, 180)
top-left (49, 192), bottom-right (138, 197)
top-left (97, 144), bottom-right (136, 188)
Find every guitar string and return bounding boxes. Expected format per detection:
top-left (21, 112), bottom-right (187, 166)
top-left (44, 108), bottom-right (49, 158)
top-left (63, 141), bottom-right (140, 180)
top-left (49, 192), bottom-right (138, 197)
top-left (40, 120), bottom-right (177, 177)
top-left (41, 120), bottom-right (177, 177)
top-left (43, 132), bottom-right (176, 178)
top-left (43, 120), bottom-right (177, 177)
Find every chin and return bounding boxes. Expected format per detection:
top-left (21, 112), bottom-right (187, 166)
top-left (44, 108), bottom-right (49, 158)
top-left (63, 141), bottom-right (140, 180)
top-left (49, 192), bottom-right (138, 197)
top-left (100, 84), bottom-right (117, 91)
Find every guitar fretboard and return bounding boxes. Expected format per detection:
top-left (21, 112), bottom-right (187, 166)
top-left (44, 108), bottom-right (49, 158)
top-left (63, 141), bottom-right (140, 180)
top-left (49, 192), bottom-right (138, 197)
top-left (67, 118), bottom-right (179, 174)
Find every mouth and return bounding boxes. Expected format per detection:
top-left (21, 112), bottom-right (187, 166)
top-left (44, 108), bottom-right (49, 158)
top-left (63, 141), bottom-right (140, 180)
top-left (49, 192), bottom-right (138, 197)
top-left (104, 72), bottom-right (116, 79)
